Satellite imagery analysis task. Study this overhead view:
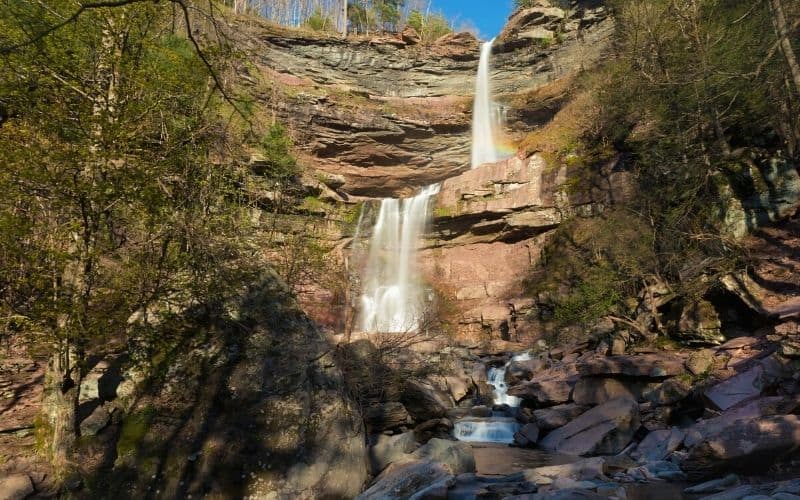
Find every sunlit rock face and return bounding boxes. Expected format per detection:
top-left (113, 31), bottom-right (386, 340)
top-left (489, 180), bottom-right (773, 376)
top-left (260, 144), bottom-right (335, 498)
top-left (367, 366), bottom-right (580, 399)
top-left (420, 154), bottom-right (634, 343)
top-left (244, 3), bottom-right (614, 198)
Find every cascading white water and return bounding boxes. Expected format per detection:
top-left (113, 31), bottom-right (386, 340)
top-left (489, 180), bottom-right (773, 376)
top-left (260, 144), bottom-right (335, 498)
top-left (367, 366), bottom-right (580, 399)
top-left (453, 418), bottom-right (521, 443)
top-left (471, 38), bottom-right (499, 169)
top-left (358, 184), bottom-right (440, 333)
top-left (453, 352), bottom-right (532, 444)
top-left (488, 352), bottom-right (532, 407)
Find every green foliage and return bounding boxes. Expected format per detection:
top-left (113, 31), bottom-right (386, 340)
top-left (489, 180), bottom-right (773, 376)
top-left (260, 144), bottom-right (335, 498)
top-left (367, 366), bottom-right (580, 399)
top-left (406, 10), bottom-right (453, 43)
top-left (256, 123), bottom-right (299, 182)
top-left (304, 8), bottom-right (334, 32)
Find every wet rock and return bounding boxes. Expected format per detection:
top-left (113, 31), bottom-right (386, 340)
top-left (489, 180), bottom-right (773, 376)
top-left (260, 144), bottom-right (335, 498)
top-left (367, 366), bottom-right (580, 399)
top-left (506, 358), bottom-right (546, 385)
top-left (632, 428), bottom-right (686, 463)
top-left (469, 405), bottom-right (492, 418)
top-left (369, 432), bottom-right (419, 474)
top-left (414, 418), bottom-right (454, 444)
top-left (686, 349), bottom-right (716, 375)
top-left (513, 423), bottom-right (540, 447)
top-left (539, 398), bottom-right (640, 456)
top-left (412, 438), bottom-right (476, 474)
top-left (364, 402), bottom-right (411, 432)
top-left (578, 353), bottom-right (686, 378)
top-left (774, 479), bottom-right (800, 495)
top-left (357, 460), bottom-right (452, 500)
top-left (682, 415), bottom-right (800, 479)
top-left (0, 474), bottom-right (34, 500)
top-left (697, 485), bottom-right (758, 500)
top-left (532, 403), bottom-right (589, 431)
top-left (572, 376), bottom-right (659, 406)
top-left (402, 379), bottom-right (453, 422)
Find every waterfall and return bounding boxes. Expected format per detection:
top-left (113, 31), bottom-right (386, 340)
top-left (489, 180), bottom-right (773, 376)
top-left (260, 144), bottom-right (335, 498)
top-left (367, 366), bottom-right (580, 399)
top-left (357, 184), bottom-right (440, 333)
top-left (471, 38), bottom-right (499, 169)
top-left (488, 352), bottom-right (532, 407)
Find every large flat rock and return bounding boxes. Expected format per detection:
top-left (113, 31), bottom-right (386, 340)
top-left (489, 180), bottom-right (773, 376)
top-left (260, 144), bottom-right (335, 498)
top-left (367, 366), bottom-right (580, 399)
top-left (539, 398), bottom-right (640, 456)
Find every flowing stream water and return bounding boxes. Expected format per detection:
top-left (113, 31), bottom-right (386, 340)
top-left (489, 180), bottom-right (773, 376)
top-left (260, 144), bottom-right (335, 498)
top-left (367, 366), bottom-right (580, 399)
top-left (471, 38), bottom-right (499, 169)
top-left (357, 184), bottom-right (440, 333)
top-left (453, 353), bottom-right (532, 443)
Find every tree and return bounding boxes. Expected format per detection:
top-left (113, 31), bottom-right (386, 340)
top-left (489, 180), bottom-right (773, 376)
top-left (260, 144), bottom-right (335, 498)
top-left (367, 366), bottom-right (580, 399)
top-left (767, 0), bottom-right (800, 96)
top-left (0, 0), bottom-right (257, 471)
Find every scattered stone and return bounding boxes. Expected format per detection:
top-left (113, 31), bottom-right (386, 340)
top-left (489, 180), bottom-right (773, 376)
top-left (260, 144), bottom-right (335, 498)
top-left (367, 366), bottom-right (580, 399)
top-left (401, 26), bottom-right (421, 45)
top-left (703, 357), bottom-right (784, 411)
top-left (0, 474), bottom-right (34, 500)
top-left (356, 460), bottom-right (452, 500)
top-left (647, 378), bottom-right (691, 406)
top-left (539, 398), bottom-right (640, 456)
top-left (686, 349), bottom-right (716, 375)
top-left (633, 427), bottom-right (686, 463)
top-left (577, 354), bottom-right (685, 378)
top-left (684, 473), bottom-right (740, 494)
top-left (513, 423), bottom-right (540, 447)
top-left (675, 299), bottom-right (724, 345)
top-left (364, 402), bottom-right (411, 432)
top-left (412, 438), bottom-right (475, 475)
top-left (682, 415), bottom-right (800, 479)
top-left (532, 404), bottom-right (589, 431)
top-left (369, 432), bottom-right (419, 474)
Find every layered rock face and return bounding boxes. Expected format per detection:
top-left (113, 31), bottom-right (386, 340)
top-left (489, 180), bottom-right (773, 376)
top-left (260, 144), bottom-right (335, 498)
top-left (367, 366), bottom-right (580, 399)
top-left (423, 154), bottom-right (632, 342)
top-left (245, 2), bottom-right (614, 197)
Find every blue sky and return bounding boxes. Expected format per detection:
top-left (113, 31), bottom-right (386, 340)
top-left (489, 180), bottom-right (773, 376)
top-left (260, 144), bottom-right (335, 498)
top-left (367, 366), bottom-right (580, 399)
top-left (431, 0), bottom-right (516, 39)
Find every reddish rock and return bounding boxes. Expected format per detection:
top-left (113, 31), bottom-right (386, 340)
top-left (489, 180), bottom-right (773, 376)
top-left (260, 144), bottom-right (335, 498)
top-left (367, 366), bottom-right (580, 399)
top-left (572, 377), bottom-right (659, 406)
top-left (533, 403), bottom-right (590, 431)
top-left (400, 26), bottom-right (421, 45)
top-left (632, 427), bottom-right (686, 462)
top-left (514, 423), bottom-right (541, 447)
top-left (577, 354), bottom-right (686, 378)
top-left (507, 379), bottom-right (572, 406)
top-left (539, 398), bottom-right (641, 456)
top-left (682, 415), bottom-right (800, 480)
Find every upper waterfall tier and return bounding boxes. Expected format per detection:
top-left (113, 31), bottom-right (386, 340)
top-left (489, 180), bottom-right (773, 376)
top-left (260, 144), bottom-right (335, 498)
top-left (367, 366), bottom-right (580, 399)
top-left (471, 39), bottom-right (501, 169)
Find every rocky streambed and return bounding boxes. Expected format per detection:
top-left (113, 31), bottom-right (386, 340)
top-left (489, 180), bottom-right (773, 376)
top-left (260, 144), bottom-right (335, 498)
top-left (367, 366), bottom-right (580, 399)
top-left (353, 319), bottom-right (800, 500)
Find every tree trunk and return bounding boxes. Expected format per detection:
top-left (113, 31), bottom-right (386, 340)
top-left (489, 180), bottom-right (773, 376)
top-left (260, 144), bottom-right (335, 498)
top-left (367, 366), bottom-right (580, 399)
top-left (340, 0), bottom-right (348, 37)
top-left (769, 0), bottom-right (800, 96)
top-left (43, 341), bottom-right (81, 468)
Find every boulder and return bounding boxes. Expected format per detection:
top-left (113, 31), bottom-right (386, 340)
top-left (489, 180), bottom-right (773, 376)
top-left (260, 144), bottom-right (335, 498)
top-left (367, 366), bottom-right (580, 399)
top-left (0, 474), bottom-right (34, 500)
top-left (572, 377), bottom-right (659, 406)
top-left (533, 404), bottom-right (590, 431)
top-left (505, 358), bottom-right (546, 385)
top-left (682, 415), bottom-right (800, 479)
top-left (469, 405), bottom-right (492, 418)
top-left (632, 427), bottom-right (686, 463)
top-left (539, 398), bottom-right (640, 456)
top-left (414, 418), bottom-right (454, 444)
top-left (412, 438), bottom-right (476, 474)
top-left (507, 379), bottom-right (572, 406)
top-left (577, 354), bottom-right (685, 378)
top-left (684, 474), bottom-right (741, 494)
top-left (521, 457), bottom-right (607, 486)
top-left (401, 26), bottom-right (421, 45)
top-left (675, 299), bottom-right (724, 345)
top-left (513, 423), bottom-right (540, 447)
top-left (364, 402), bottom-right (411, 432)
top-left (685, 349), bottom-right (716, 375)
top-left (646, 378), bottom-right (691, 406)
top-left (703, 355), bottom-right (789, 411)
top-left (684, 396), bottom-right (800, 448)
top-left (402, 380), bottom-right (452, 422)
top-left (369, 432), bottom-right (419, 474)
top-left (357, 460), bottom-right (453, 500)
top-left (445, 375), bottom-right (472, 403)
top-left (79, 404), bottom-right (112, 437)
